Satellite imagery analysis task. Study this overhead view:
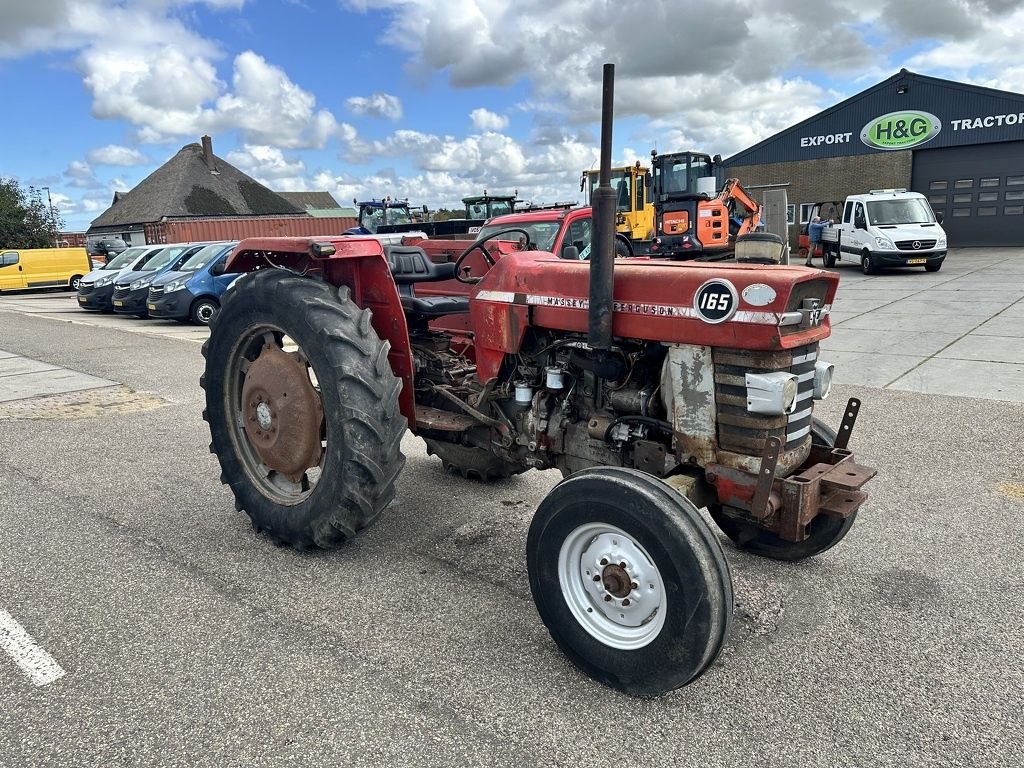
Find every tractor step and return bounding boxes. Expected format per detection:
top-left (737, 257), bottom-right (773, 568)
top-left (415, 404), bottom-right (479, 432)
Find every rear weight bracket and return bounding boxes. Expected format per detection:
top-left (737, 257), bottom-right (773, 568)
top-left (834, 398), bottom-right (861, 450)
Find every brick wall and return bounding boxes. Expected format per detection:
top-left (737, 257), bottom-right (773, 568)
top-left (728, 151), bottom-right (913, 245)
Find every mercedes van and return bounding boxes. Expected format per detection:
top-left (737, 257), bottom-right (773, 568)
top-left (820, 189), bottom-right (947, 274)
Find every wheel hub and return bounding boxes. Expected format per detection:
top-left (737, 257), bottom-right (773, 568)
top-left (240, 344), bottom-right (323, 482)
top-left (601, 563), bottom-right (633, 598)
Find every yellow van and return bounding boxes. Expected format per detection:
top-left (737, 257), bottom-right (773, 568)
top-left (0, 247), bottom-right (92, 292)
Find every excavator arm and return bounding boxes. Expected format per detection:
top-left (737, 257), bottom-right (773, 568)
top-left (716, 178), bottom-right (763, 237)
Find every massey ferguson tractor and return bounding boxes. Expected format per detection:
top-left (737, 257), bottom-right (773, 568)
top-left (202, 65), bottom-right (875, 697)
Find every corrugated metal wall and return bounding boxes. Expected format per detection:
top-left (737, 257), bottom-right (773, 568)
top-left (144, 216), bottom-right (357, 244)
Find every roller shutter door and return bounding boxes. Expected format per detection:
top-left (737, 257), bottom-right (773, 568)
top-left (912, 140), bottom-right (1024, 247)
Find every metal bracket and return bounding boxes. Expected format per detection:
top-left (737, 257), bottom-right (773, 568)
top-left (834, 397), bottom-right (861, 450)
top-left (750, 436), bottom-right (781, 519)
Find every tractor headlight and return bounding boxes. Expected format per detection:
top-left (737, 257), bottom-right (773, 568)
top-left (874, 236), bottom-right (895, 250)
top-left (813, 360), bottom-right (834, 400)
top-left (745, 372), bottom-right (799, 415)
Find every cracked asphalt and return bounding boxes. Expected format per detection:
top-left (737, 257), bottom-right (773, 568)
top-left (0, 267), bottom-right (1022, 767)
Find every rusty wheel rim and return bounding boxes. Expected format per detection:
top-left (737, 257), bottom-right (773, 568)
top-left (226, 325), bottom-right (327, 504)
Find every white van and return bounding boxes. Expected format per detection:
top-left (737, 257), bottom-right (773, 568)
top-left (820, 190), bottom-right (947, 274)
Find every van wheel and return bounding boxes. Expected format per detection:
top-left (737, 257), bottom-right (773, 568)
top-left (69, 275), bottom-right (83, 291)
top-left (925, 262), bottom-right (942, 273)
top-left (191, 297), bottom-right (219, 326)
top-left (861, 251), bottom-right (878, 275)
top-left (824, 249), bottom-right (837, 268)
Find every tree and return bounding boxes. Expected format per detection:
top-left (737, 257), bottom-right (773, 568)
top-left (0, 177), bottom-right (64, 248)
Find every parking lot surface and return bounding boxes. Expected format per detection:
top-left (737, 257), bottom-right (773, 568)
top-left (0, 248), bottom-right (1021, 767)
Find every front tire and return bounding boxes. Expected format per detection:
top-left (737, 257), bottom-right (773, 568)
top-left (709, 419), bottom-right (857, 561)
top-left (527, 467), bottom-right (733, 696)
top-left (69, 275), bottom-right (83, 291)
top-left (861, 251), bottom-right (878, 275)
top-left (191, 297), bottom-right (219, 326)
top-left (925, 262), bottom-right (942, 273)
top-left (202, 269), bottom-right (407, 549)
top-left (824, 247), bottom-right (837, 268)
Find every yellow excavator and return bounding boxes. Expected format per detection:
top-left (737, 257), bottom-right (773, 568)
top-left (582, 152), bottom-right (763, 260)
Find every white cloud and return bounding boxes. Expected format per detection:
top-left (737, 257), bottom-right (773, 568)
top-left (63, 160), bottom-right (100, 189)
top-left (470, 108), bottom-right (508, 131)
top-left (226, 144), bottom-right (307, 186)
top-left (87, 144), bottom-right (151, 166)
top-left (347, 92), bottom-right (403, 120)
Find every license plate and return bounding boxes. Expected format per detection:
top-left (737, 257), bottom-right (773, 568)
top-left (907, 258), bottom-right (927, 265)
top-left (147, 303), bottom-right (157, 311)
top-left (113, 300), bottom-right (123, 307)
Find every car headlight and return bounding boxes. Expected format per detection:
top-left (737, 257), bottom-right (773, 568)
top-left (936, 236), bottom-right (947, 247)
top-left (96, 274), bottom-right (116, 286)
top-left (813, 360), bottom-right (834, 400)
top-left (164, 280), bottom-right (185, 293)
top-left (130, 279), bottom-right (149, 290)
top-left (874, 237), bottom-right (895, 250)
top-left (745, 372), bottom-right (799, 415)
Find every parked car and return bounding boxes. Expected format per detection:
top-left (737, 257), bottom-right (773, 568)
top-left (147, 241), bottom-right (240, 325)
top-left (77, 245), bottom-right (166, 311)
top-left (112, 243), bottom-right (214, 317)
top-left (0, 247), bottom-right (92, 292)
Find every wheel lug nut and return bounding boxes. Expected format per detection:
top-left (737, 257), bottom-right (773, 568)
top-left (619, 562), bottom-right (627, 568)
top-left (600, 558), bottom-right (608, 566)
top-left (631, 582), bottom-right (639, 591)
top-left (603, 595), bottom-right (612, 602)
top-left (592, 575), bottom-right (601, 582)
top-left (622, 599), bottom-right (631, 607)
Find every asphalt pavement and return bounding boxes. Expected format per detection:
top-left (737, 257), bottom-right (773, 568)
top-left (0, 249), bottom-right (1021, 767)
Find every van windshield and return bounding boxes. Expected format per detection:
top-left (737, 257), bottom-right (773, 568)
top-left (103, 247), bottom-right (146, 270)
top-left (140, 246), bottom-right (190, 272)
top-left (866, 198), bottom-right (935, 225)
top-left (180, 243), bottom-right (232, 272)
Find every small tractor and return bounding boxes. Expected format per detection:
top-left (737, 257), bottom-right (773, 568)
top-left (202, 65), bottom-right (875, 697)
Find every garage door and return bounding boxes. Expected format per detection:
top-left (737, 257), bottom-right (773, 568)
top-left (912, 140), bottom-right (1024, 247)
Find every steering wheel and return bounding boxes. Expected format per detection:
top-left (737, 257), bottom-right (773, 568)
top-left (453, 227), bottom-right (534, 284)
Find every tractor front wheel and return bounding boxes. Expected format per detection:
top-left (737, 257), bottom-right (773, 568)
top-left (527, 467), bottom-right (733, 696)
top-left (709, 418), bottom-right (857, 561)
top-left (201, 269), bottom-right (406, 549)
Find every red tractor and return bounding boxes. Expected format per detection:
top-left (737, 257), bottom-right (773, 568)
top-left (202, 66), bottom-right (875, 697)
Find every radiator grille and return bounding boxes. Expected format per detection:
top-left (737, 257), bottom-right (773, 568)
top-left (148, 285), bottom-right (165, 299)
top-left (113, 286), bottom-right (131, 299)
top-left (712, 343), bottom-right (817, 455)
top-left (894, 239), bottom-right (937, 250)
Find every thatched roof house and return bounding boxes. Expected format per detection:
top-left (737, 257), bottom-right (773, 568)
top-left (88, 136), bottom-right (304, 242)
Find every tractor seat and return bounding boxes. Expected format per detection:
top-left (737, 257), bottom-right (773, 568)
top-left (385, 245), bottom-right (458, 283)
top-left (384, 245), bottom-right (469, 317)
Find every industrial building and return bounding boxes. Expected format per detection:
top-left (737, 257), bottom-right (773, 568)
top-left (725, 70), bottom-right (1024, 247)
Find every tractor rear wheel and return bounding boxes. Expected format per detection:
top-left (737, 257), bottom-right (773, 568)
top-left (201, 270), bottom-right (406, 549)
top-left (527, 467), bottom-right (733, 697)
top-left (708, 418), bottom-right (857, 561)
top-left (423, 438), bottom-right (526, 481)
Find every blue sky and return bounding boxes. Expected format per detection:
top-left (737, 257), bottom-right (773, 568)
top-left (2, 0), bottom-right (1022, 231)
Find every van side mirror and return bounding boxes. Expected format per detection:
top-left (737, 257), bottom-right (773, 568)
top-left (935, 211), bottom-right (944, 224)
top-left (211, 261), bottom-right (225, 275)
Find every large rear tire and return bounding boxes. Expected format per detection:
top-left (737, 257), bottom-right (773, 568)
top-left (201, 269), bottom-right (406, 549)
top-left (423, 438), bottom-right (526, 481)
top-left (709, 418), bottom-right (857, 561)
top-left (527, 467), bottom-right (733, 697)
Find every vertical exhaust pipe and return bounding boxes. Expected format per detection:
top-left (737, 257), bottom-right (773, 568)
top-left (588, 63), bottom-right (616, 356)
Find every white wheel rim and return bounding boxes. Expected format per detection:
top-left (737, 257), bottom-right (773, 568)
top-left (557, 522), bottom-right (667, 650)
